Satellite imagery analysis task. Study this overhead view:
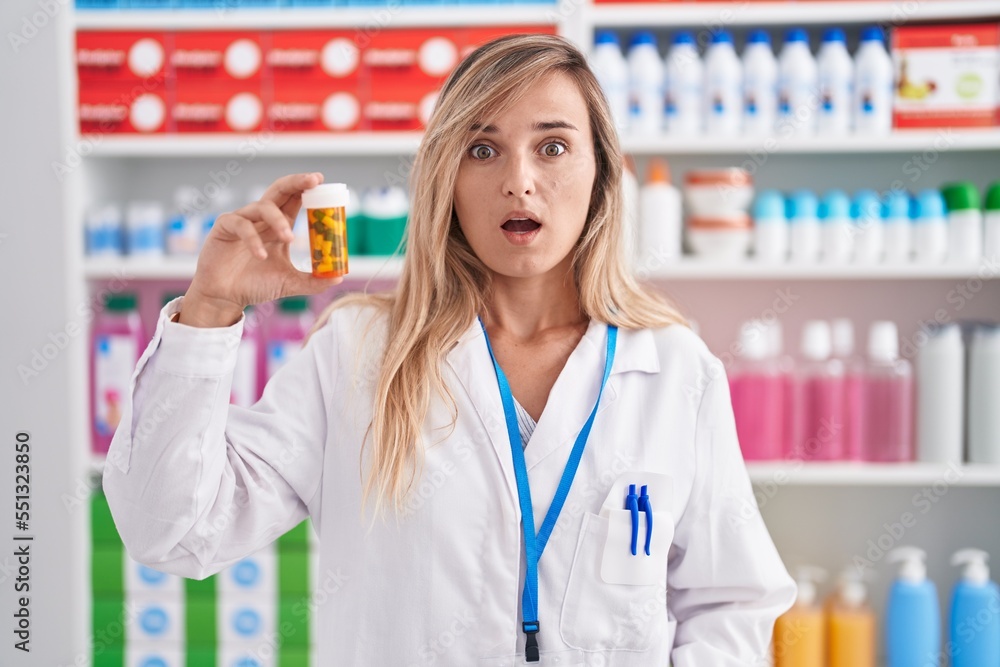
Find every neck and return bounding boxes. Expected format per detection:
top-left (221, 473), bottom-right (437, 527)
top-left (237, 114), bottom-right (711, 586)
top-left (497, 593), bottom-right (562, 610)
top-left (483, 258), bottom-right (586, 341)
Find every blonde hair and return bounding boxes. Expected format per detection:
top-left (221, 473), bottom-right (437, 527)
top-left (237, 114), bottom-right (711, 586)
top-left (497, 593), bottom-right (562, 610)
top-left (311, 33), bottom-right (686, 517)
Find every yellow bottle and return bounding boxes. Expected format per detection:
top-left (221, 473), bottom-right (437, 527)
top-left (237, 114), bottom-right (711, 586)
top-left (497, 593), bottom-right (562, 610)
top-left (774, 566), bottom-right (826, 667)
top-left (827, 569), bottom-right (876, 667)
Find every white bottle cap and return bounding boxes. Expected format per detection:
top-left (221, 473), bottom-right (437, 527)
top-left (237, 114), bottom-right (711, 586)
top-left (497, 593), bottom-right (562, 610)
top-left (868, 320), bottom-right (899, 362)
top-left (801, 320), bottom-right (832, 361)
top-left (831, 318), bottom-right (854, 358)
top-left (951, 548), bottom-right (990, 586)
top-left (837, 569), bottom-right (869, 609)
top-left (793, 566), bottom-right (827, 607)
top-left (887, 546), bottom-right (927, 583)
top-left (768, 321), bottom-right (784, 357)
top-left (739, 320), bottom-right (770, 360)
top-left (302, 183), bottom-right (349, 210)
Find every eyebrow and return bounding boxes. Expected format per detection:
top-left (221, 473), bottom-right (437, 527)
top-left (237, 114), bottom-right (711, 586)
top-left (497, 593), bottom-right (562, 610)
top-left (469, 120), bottom-right (579, 133)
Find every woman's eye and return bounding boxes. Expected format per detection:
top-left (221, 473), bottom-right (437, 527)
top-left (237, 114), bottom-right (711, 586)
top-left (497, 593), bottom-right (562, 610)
top-left (542, 142), bottom-right (566, 157)
top-left (470, 145), bottom-right (495, 160)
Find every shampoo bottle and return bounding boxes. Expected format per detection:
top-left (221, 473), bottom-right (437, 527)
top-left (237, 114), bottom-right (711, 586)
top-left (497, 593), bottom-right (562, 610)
top-left (949, 548), bottom-right (1000, 667)
top-left (886, 547), bottom-right (940, 667)
top-left (774, 566), bottom-right (827, 667)
top-left (827, 569), bottom-right (876, 667)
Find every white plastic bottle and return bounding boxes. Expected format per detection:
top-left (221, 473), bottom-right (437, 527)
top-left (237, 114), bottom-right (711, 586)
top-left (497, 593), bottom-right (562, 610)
top-left (912, 189), bottom-right (948, 264)
top-left (852, 189), bottom-right (884, 264)
top-left (664, 31), bottom-right (703, 136)
top-left (882, 191), bottom-right (912, 263)
top-left (854, 26), bottom-right (894, 135)
top-left (591, 31), bottom-right (630, 133)
top-left (788, 189), bottom-right (821, 263)
top-left (817, 27), bottom-right (853, 135)
top-left (916, 324), bottom-right (964, 465)
top-left (777, 28), bottom-right (818, 137)
top-left (627, 31), bottom-right (664, 137)
top-left (703, 30), bottom-right (742, 136)
top-left (752, 189), bottom-right (788, 262)
top-left (943, 182), bottom-right (983, 264)
top-left (638, 158), bottom-right (682, 265)
top-left (742, 29), bottom-right (778, 136)
top-left (968, 324), bottom-right (1000, 465)
top-left (820, 190), bottom-right (853, 263)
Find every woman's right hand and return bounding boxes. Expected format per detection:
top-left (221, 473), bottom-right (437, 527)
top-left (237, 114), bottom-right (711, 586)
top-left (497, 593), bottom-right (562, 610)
top-left (179, 172), bottom-right (344, 328)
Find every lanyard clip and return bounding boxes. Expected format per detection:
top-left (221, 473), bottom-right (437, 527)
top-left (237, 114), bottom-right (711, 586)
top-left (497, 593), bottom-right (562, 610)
top-left (523, 621), bottom-right (540, 662)
top-left (638, 485), bottom-right (653, 556)
top-left (625, 484), bottom-right (639, 556)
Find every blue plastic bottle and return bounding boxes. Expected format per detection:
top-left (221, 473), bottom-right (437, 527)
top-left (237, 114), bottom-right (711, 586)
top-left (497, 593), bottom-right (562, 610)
top-left (949, 549), bottom-right (1000, 667)
top-left (886, 547), bottom-right (940, 667)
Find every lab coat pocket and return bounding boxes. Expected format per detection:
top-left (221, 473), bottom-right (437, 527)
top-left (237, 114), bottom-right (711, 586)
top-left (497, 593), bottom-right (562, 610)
top-left (559, 511), bottom-right (672, 652)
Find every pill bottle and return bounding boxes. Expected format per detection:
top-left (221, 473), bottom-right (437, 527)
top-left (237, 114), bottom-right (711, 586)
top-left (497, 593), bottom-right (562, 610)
top-left (301, 183), bottom-right (349, 278)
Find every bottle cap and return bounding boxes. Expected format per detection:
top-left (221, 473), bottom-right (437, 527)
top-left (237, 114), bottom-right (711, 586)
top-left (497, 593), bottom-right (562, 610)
top-left (645, 158), bottom-right (672, 185)
top-left (630, 31), bottom-right (657, 48)
top-left (951, 549), bottom-right (990, 586)
top-left (105, 293), bottom-right (138, 312)
top-left (767, 320), bottom-right (784, 357)
top-left (868, 320), bottom-right (899, 362)
top-left (852, 190), bottom-right (883, 226)
top-left (822, 27), bottom-right (847, 43)
top-left (753, 190), bottom-right (786, 224)
top-left (786, 190), bottom-right (819, 222)
top-left (985, 182), bottom-right (1000, 212)
top-left (831, 318), bottom-right (854, 358)
top-left (711, 30), bottom-right (734, 45)
top-left (882, 191), bottom-right (912, 221)
top-left (914, 189), bottom-right (946, 221)
top-left (302, 183), bottom-right (349, 210)
top-left (793, 566), bottom-right (827, 607)
top-left (278, 296), bottom-right (310, 313)
top-left (785, 28), bottom-right (809, 45)
top-left (738, 320), bottom-right (770, 360)
top-left (672, 31), bottom-right (696, 46)
top-left (819, 190), bottom-right (851, 222)
top-left (941, 182), bottom-right (981, 213)
top-left (801, 320), bottom-right (832, 361)
top-left (860, 26), bottom-right (885, 43)
top-left (887, 546), bottom-right (927, 583)
top-left (595, 31), bottom-right (620, 47)
top-left (747, 29), bottom-right (771, 45)
top-left (838, 569), bottom-right (870, 609)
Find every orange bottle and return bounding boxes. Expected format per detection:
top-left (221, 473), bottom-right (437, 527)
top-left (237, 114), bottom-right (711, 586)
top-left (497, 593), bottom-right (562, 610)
top-left (301, 183), bottom-right (350, 278)
top-left (827, 570), bottom-right (876, 667)
top-left (773, 566), bottom-right (826, 667)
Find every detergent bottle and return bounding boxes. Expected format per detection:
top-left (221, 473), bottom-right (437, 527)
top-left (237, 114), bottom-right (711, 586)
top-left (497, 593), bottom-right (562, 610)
top-left (949, 548), bottom-right (1000, 667)
top-left (827, 569), bottom-right (876, 667)
top-left (774, 566), bottom-right (826, 667)
top-left (886, 547), bottom-right (940, 667)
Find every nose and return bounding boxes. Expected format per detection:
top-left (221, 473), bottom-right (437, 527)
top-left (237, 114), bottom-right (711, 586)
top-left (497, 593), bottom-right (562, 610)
top-left (501, 151), bottom-right (536, 198)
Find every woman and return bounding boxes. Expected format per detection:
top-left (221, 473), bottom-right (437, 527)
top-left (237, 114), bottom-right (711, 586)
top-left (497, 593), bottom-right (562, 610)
top-left (104, 33), bottom-right (795, 665)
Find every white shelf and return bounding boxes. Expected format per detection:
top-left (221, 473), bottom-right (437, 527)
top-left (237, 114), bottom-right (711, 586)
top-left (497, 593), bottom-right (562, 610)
top-left (747, 462), bottom-right (1000, 487)
top-left (585, 1), bottom-right (1000, 27)
top-left (84, 255), bottom-right (404, 280)
top-left (620, 129), bottom-right (1000, 155)
top-left (86, 132), bottom-right (424, 157)
top-left (74, 6), bottom-right (558, 29)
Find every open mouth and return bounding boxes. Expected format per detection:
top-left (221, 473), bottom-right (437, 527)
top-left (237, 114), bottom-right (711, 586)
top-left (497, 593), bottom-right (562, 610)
top-left (501, 215), bottom-right (542, 234)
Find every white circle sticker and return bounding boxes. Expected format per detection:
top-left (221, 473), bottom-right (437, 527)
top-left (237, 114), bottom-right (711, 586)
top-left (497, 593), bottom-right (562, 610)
top-left (321, 38), bottom-right (359, 78)
top-left (226, 92), bottom-right (263, 131)
top-left (418, 91), bottom-right (438, 126)
top-left (322, 93), bottom-right (359, 131)
top-left (418, 37), bottom-right (457, 77)
top-left (128, 38), bottom-right (164, 78)
top-left (130, 94), bottom-right (165, 132)
top-left (224, 39), bottom-right (262, 79)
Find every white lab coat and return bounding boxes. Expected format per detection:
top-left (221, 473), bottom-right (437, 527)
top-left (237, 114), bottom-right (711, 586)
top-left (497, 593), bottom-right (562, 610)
top-left (103, 297), bottom-right (796, 666)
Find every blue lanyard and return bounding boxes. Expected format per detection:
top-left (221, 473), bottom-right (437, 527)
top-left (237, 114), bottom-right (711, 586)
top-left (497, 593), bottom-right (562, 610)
top-left (478, 318), bottom-right (618, 662)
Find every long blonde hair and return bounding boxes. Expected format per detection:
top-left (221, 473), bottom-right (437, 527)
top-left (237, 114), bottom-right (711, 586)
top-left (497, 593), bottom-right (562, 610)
top-left (311, 33), bottom-right (686, 516)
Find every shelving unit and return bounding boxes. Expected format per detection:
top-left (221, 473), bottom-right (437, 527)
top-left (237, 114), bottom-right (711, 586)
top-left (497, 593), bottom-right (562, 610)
top-left (746, 462), bottom-right (1000, 487)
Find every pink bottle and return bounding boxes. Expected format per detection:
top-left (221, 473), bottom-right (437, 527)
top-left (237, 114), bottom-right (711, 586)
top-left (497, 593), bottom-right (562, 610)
top-left (730, 320), bottom-right (785, 460)
top-left (91, 292), bottom-right (146, 455)
top-left (266, 296), bottom-right (314, 381)
top-left (832, 318), bottom-right (866, 461)
top-left (860, 321), bottom-right (914, 462)
top-left (789, 320), bottom-right (846, 460)
top-left (231, 304), bottom-right (264, 407)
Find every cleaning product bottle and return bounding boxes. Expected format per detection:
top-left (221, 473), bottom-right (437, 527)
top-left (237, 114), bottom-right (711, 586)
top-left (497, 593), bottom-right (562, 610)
top-left (787, 189), bottom-right (821, 263)
top-left (817, 27), bottom-right (853, 135)
top-left (912, 189), bottom-right (948, 264)
top-left (773, 566), bottom-right (827, 667)
top-left (638, 158), bottom-right (682, 265)
top-left (916, 324), bottom-right (965, 465)
top-left (827, 569), bottom-right (876, 667)
top-left (968, 324), bottom-right (1000, 465)
top-left (777, 28), bottom-right (818, 137)
top-left (882, 190), bottom-right (913, 264)
top-left (664, 31), bottom-right (703, 136)
top-left (730, 319), bottom-right (785, 460)
top-left (790, 320), bottom-right (845, 460)
top-left (832, 318), bottom-right (865, 461)
top-left (752, 189), bottom-right (788, 263)
top-left (266, 296), bottom-right (313, 380)
top-left (703, 30), bottom-right (742, 136)
top-left (886, 547), bottom-right (941, 667)
top-left (984, 181), bottom-right (1000, 262)
top-left (742, 29), bottom-right (778, 136)
top-left (627, 31), bottom-right (664, 137)
top-left (591, 31), bottom-right (629, 133)
top-left (860, 321), bottom-right (914, 462)
top-left (854, 26), bottom-right (894, 135)
top-left (949, 548), bottom-right (1000, 666)
top-left (942, 182), bottom-right (983, 264)
top-left (91, 292), bottom-right (145, 455)
top-left (852, 189), bottom-right (884, 264)
top-left (819, 189), bottom-right (853, 264)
